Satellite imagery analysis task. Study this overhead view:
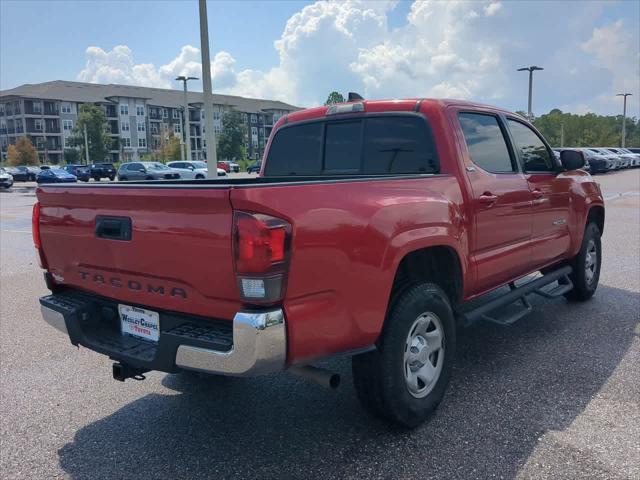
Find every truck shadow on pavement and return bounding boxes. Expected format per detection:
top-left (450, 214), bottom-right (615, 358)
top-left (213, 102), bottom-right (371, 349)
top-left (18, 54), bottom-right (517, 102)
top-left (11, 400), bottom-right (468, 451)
top-left (58, 284), bottom-right (639, 480)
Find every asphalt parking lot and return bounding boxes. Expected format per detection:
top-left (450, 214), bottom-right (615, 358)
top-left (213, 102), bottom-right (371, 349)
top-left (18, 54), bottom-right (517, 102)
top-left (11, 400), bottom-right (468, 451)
top-left (1, 171), bottom-right (638, 479)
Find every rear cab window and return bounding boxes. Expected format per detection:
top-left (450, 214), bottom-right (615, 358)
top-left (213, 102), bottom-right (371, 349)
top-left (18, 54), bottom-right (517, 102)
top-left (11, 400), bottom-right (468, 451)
top-left (264, 115), bottom-right (439, 176)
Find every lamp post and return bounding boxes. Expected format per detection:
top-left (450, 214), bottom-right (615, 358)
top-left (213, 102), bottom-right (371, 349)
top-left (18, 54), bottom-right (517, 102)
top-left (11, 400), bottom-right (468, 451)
top-left (517, 65), bottom-right (544, 121)
top-left (176, 75), bottom-right (198, 161)
top-left (199, 0), bottom-right (218, 178)
top-left (616, 93), bottom-right (632, 147)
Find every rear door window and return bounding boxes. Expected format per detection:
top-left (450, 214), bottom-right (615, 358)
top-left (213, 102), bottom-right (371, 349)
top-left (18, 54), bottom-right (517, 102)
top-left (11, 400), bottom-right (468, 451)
top-left (264, 115), bottom-right (438, 176)
top-left (458, 113), bottom-right (515, 173)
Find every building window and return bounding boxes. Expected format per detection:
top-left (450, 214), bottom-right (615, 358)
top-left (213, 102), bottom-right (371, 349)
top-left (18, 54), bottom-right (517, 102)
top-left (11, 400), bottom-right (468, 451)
top-left (63, 120), bottom-right (73, 131)
top-left (251, 126), bottom-right (258, 137)
top-left (250, 114), bottom-right (257, 124)
top-left (201, 110), bottom-right (205, 119)
top-left (214, 125), bottom-right (222, 134)
top-left (273, 113), bottom-right (281, 123)
top-left (136, 105), bottom-right (145, 116)
top-left (137, 122), bottom-right (145, 132)
top-left (173, 109), bottom-right (180, 119)
top-left (213, 111), bottom-right (220, 120)
top-left (120, 104), bottom-right (129, 115)
top-left (122, 137), bottom-right (131, 148)
top-left (242, 113), bottom-right (248, 123)
top-left (150, 123), bottom-right (158, 134)
top-left (36, 137), bottom-right (45, 149)
top-left (33, 102), bottom-right (42, 113)
top-left (121, 121), bottom-right (130, 132)
top-left (34, 119), bottom-right (43, 131)
top-left (174, 123), bottom-right (182, 134)
top-left (138, 138), bottom-right (147, 148)
top-left (61, 103), bottom-right (72, 114)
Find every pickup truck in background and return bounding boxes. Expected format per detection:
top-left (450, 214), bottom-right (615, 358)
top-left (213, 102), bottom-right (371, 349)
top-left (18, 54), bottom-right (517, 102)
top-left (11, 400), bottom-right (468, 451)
top-left (35, 98), bottom-right (604, 427)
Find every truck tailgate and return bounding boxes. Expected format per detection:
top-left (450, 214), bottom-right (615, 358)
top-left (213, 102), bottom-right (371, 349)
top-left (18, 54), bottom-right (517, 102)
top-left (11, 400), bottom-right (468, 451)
top-left (37, 185), bottom-right (241, 320)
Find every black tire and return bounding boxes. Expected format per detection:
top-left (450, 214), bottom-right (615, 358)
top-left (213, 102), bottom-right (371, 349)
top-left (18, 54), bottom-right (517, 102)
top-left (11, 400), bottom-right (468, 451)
top-left (145, 176), bottom-right (154, 180)
top-left (93, 176), bottom-right (101, 182)
top-left (109, 176), bottom-right (115, 181)
top-left (195, 174), bottom-right (204, 179)
top-left (564, 222), bottom-right (602, 301)
top-left (119, 176), bottom-right (127, 181)
top-left (352, 282), bottom-right (456, 428)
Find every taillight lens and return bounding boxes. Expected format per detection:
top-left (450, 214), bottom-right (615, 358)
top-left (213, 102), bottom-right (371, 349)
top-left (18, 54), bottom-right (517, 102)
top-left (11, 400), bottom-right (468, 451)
top-left (32, 201), bottom-right (47, 268)
top-left (233, 211), bottom-right (291, 303)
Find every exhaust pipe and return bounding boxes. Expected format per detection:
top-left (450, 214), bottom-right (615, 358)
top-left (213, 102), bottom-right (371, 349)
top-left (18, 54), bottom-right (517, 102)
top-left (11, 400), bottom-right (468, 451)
top-left (112, 362), bottom-right (148, 382)
top-left (289, 365), bottom-right (341, 389)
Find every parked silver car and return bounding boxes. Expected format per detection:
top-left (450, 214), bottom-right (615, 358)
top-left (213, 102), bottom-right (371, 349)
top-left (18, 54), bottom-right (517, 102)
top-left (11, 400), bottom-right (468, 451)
top-left (166, 160), bottom-right (227, 178)
top-left (117, 162), bottom-right (181, 181)
top-left (0, 167), bottom-right (14, 188)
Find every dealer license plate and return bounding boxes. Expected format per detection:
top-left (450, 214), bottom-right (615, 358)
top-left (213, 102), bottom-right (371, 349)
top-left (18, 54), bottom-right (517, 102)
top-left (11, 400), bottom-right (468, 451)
top-left (119, 304), bottom-right (160, 342)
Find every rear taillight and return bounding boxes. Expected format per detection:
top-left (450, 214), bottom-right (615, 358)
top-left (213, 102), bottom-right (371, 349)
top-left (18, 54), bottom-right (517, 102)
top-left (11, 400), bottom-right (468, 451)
top-left (233, 211), bottom-right (291, 303)
top-left (32, 201), bottom-right (47, 269)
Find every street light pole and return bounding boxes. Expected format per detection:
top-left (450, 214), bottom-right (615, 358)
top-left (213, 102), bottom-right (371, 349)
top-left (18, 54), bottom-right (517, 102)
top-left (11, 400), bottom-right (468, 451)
top-left (616, 93), bottom-right (632, 147)
top-left (199, 0), bottom-right (218, 178)
top-left (176, 76), bottom-right (198, 161)
top-left (517, 66), bottom-right (544, 121)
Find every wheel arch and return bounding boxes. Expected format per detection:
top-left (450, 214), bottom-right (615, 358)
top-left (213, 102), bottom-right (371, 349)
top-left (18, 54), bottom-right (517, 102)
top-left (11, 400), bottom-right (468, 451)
top-left (586, 205), bottom-right (604, 235)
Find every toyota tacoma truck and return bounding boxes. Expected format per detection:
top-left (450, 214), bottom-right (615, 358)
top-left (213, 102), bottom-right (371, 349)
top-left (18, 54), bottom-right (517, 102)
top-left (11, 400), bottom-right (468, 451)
top-left (35, 98), bottom-right (604, 427)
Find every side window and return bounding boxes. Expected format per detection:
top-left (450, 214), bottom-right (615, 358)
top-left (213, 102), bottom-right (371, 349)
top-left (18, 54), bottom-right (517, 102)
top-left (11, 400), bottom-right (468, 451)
top-left (458, 113), bottom-right (514, 173)
top-left (507, 119), bottom-right (555, 172)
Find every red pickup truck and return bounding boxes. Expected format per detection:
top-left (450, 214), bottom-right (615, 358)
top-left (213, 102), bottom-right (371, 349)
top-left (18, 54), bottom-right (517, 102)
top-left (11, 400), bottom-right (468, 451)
top-left (36, 98), bottom-right (604, 427)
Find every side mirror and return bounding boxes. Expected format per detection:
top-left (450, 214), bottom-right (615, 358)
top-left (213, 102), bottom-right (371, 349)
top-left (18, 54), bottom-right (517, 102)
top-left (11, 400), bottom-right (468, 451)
top-left (560, 150), bottom-right (585, 171)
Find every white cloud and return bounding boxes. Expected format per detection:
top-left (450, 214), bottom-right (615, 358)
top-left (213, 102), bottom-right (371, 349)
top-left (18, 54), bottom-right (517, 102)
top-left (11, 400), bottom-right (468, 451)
top-left (484, 1), bottom-right (502, 17)
top-left (74, 1), bottom-right (638, 116)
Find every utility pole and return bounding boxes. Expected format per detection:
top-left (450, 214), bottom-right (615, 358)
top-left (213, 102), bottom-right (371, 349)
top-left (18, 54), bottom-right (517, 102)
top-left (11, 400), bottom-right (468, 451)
top-left (616, 93), bottom-right (632, 147)
top-left (176, 75), bottom-right (198, 161)
top-left (199, 0), bottom-right (217, 178)
top-left (83, 124), bottom-right (90, 164)
top-left (517, 65), bottom-right (544, 121)
top-left (560, 122), bottom-right (564, 148)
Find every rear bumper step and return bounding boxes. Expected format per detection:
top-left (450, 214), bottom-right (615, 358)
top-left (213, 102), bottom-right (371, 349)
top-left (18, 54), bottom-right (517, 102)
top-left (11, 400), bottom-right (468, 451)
top-left (39, 290), bottom-right (286, 377)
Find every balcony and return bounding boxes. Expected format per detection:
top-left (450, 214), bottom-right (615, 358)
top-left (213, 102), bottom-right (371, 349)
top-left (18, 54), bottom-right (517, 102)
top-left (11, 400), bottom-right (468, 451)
top-left (104, 107), bottom-right (118, 118)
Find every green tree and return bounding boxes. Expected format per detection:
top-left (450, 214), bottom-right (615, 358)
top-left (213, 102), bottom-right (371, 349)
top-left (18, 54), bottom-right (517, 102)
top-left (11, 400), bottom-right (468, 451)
top-left (217, 110), bottom-right (247, 161)
top-left (532, 109), bottom-right (639, 148)
top-left (7, 136), bottom-right (38, 165)
top-left (67, 104), bottom-right (112, 163)
top-left (324, 91), bottom-right (345, 105)
top-left (157, 133), bottom-right (182, 161)
top-left (64, 148), bottom-right (80, 164)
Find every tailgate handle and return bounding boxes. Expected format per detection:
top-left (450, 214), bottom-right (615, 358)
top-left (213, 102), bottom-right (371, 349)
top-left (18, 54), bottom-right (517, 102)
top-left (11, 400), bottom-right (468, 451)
top-left (95, 216), bottom-right (132, 241)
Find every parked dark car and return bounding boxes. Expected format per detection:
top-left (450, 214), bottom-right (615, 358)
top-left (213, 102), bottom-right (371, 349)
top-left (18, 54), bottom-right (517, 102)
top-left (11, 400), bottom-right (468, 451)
top-left (89, 163), bottom-right (116, 181)
top-left (117, 162), bottom-right (181, 181)
top-left (246, 161), bottom-right (262, 173)
top-left (64, 164), bottom-right (91, 182)
top-left (26, 166), bottom-right (41, 180)
top-left (628, 148), bottom-right (640, 154)
top-left (36, 168), bottom-right (77, 184)
top-left (6, 166), bottom-right (31, 181)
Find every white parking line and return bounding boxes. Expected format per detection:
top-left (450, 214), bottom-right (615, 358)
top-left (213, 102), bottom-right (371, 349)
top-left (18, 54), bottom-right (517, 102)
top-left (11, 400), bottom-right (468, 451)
top-left (1, 230), bottom-right (31, 234)
top-left (603, 191), bottom-right (640, 201)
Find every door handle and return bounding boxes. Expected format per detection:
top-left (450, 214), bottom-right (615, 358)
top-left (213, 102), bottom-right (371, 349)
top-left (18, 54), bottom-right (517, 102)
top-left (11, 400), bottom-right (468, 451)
top-left (531, 189), bottom-right (544, 199)
top-left (478, 192), bottom-right (498, 206)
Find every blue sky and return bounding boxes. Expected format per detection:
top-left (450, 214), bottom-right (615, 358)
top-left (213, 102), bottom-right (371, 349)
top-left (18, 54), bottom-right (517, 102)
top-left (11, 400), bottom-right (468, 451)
top-left (1, 0), bottom-right (638, 117)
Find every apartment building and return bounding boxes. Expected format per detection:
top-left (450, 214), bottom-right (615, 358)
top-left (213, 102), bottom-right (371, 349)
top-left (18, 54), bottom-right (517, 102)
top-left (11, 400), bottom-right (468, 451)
top-left (0, 80), bottom-right (299, 164)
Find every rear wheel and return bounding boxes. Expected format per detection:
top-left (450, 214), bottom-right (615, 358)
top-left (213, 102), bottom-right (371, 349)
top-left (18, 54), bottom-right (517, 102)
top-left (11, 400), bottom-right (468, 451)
top-left (352, 282), bottom-right (456, 428)
top-left (195, 174), bottom-right (205, 179)
top-left (564, 222), bottom-right (601, 301)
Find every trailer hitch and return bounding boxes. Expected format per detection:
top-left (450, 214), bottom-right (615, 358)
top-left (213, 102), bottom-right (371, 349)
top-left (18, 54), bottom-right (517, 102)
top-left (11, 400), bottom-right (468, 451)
top-left (112, 362), bottom-right (148, 382)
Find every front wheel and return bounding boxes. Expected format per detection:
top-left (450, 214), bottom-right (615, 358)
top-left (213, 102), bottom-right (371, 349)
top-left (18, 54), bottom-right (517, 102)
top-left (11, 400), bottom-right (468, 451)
top-left (352, 282), bottom-right (456, 428)
top-left (564, 222), bottom-right (602, 301)
top-left (109, 176), bottom-right (115, 181)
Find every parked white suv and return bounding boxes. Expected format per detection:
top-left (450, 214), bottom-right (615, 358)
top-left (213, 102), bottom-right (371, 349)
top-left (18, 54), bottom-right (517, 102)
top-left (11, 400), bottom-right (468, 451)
top-left (167, 161), bottom-right (227, 178)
